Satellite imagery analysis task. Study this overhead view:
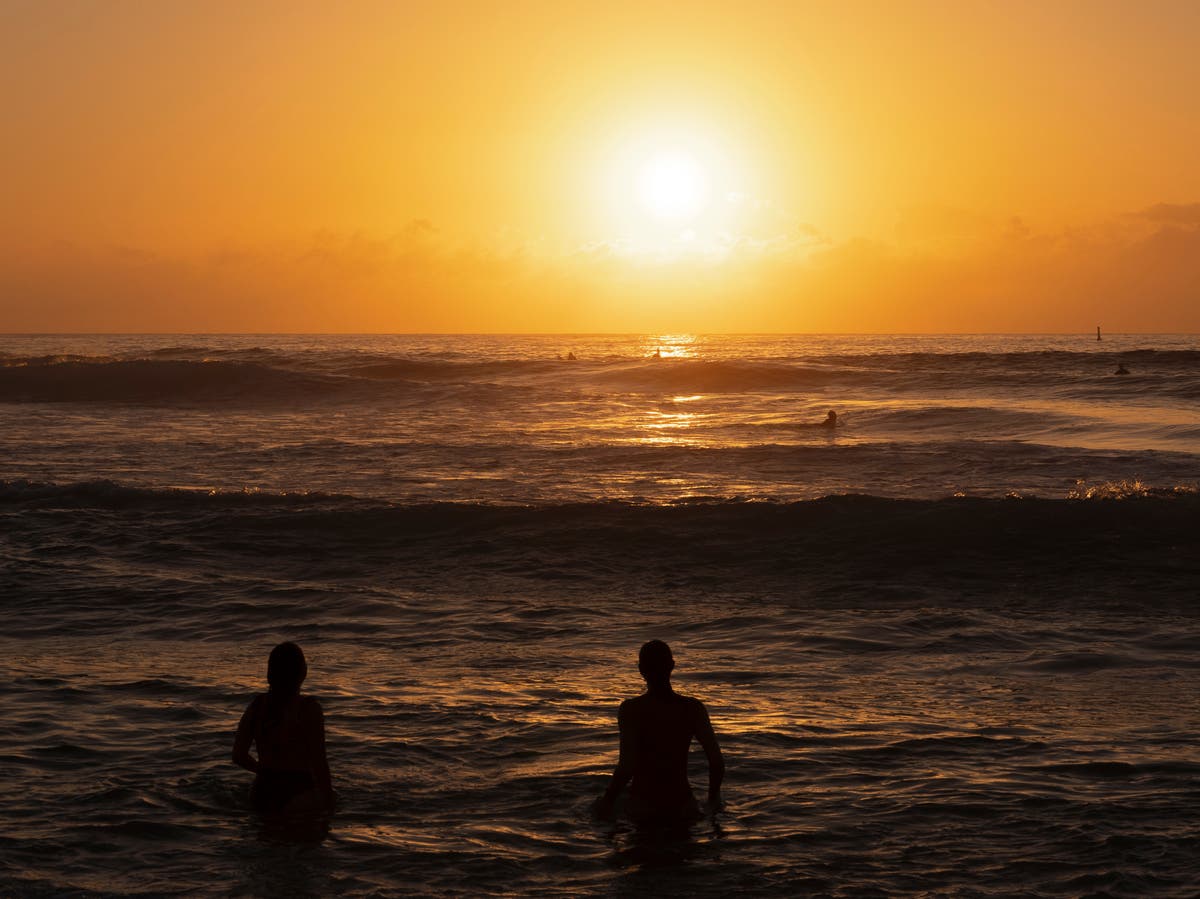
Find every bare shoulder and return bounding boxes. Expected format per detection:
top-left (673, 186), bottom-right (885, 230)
top-left (619, 694), bottom-right (659, 719)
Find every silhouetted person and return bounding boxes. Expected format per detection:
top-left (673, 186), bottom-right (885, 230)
top-left (566, 351), bottom-right (577, 361)
top-left (820, 409), bottom-right (838, 428)
top-left (595, 640), bottom-right (724, 823)
top-left (233, 642), bottom-right (333, 815)
top-left (1115, 363), bottom-right (1129, 375)
top-left (653, 347), bottom-right (662, 359)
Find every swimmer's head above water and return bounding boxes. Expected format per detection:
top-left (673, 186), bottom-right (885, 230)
top-left (267, 641), bottom-right (307, 696)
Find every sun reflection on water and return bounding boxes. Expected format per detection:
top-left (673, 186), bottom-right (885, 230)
top-left (644, 334), bottom-right (698, 359)
top-left (631, 407), bottom-right (706, 447)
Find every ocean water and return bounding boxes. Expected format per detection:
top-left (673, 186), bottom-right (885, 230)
top-left (1, 334), bottom-right (1198, 897)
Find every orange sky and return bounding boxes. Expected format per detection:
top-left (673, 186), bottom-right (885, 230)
top-left (3, 0), bottom-right (1199, 332)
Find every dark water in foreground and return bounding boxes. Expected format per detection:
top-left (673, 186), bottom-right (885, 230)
top-left (1, 335), bottom-right (1198, 896)
top-left (2, 489), bottom-right (1198, 896)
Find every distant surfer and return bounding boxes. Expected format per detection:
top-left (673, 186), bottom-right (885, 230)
top-left (595, 640), bottom-right (724, 824)
top-left (233, 642), bottom-right (333, 817)
top-left (566, 351), bottom-right (577, 361)
top-left (820, 409), bottom-right (838, 428)
top-left (653, 347), bottom-right (662, 359)
top-left (1115, 363), bottom-right (1129, 376)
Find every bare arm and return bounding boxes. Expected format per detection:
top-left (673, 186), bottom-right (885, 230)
top-left (596, 702), bottom-right (634, 815)
top-left (694, 700), bottom-right (724, 806)
top-left (232, 696), bottom-right (260, 773)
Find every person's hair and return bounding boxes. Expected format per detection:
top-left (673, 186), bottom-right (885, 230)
top-left (267, 642), bottom-right (307, 697)
top-left (638, 639), bottom-right (675, 681)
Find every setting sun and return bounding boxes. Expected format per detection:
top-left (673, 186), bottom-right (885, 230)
top-left (636, 151), bottom-right (710, 221)
top-left (586, 119), bottom-right (753, 260)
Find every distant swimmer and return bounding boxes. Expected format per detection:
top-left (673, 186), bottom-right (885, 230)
top-left (1115, 363), bottom-right (1130, 375)
top-left (653, 347), bottom-right (662, 359)
top-left (233, 642), bottom-right (333, 816)
top-left (820, 409), bottom-right (838, 428)
top-left (566, 351), bottom-right (577, 361)
top-left (595, 640), bottom-right (724, 824)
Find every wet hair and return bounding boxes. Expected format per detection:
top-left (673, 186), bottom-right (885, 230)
top-left (638, 639), bottom-right (675, 681)
top-left (267, 642), bottom-right (307, 697)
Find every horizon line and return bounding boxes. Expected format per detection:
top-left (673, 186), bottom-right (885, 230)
top-left (3, 330), bottom-right (1197, 338)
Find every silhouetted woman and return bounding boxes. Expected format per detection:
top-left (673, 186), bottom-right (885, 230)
top-left (233, 642), bottom-right (333, 815)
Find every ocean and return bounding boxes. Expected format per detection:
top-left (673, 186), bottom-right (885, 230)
top-left (1, 333), bottom-right (1198, 896)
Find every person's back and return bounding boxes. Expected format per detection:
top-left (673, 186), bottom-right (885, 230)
top-left (243, 692), bottom-right (323, 772)
top-left (596, 640), bottom-right (723, 823)
top-left (620, 690), bottom-right (712, 814)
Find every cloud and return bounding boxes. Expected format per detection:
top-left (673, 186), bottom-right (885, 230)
top-left (1135, 202), bottom-right (1200, 226)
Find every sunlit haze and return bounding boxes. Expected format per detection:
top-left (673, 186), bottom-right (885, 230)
top-left (3, 0), bottom-right (1199, 331)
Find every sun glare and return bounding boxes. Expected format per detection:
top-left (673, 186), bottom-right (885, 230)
top-left (636, 152), bottom-right (709, 220)
top-left (587, 116), bottom-right (759, 259)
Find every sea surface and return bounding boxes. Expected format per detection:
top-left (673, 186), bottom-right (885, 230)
top-left (1, 333), bottom-right (1198, 897)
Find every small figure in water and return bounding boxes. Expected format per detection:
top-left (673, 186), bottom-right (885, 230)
top-left (820, 409), bottom-right (838, 428)
top-left (233, 642), bottom-right (333, 816)
top-left (653, 347), bottom-right (662, 359)
top-left (566, 351), bottom-right (577, 361)
top-left (1115, 363), bottom-right (1130, 376)
top-left (595, 640), bottom-right (724, 823)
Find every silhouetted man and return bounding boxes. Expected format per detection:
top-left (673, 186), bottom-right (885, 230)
top-left (595, 640), bottom-right (724, 822)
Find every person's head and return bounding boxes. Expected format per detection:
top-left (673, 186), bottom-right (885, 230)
top-left (267, 642), bottom-right (307, 696)
top-left (826, 409), bottom-right (836, 420)
top-left (638, 639), bottom-right (675, 685)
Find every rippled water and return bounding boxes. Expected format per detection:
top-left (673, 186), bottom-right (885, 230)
top-left (2, 333), bottom-right (1198, 501)
top-left (1, 334), bottom-right (1198, 896)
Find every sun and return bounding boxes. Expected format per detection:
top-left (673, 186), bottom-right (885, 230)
top-left (636, 151), bottom-right (710, 220)
top-left (585, 117), bottom-right (757, 256)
